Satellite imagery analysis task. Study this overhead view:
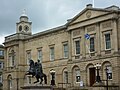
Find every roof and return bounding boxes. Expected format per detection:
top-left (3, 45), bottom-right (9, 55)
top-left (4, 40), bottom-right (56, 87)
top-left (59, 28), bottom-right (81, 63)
top-left (66, 4), bottom-right (120, 26)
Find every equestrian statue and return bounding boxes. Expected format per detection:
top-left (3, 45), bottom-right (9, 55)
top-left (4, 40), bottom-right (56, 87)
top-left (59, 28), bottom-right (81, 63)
top-left (26, 59), bottom-right (47, 84)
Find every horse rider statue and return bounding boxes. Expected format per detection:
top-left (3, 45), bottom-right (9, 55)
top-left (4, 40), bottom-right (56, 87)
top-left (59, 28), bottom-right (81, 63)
top-left (26, 59), bottom-right (47, 84)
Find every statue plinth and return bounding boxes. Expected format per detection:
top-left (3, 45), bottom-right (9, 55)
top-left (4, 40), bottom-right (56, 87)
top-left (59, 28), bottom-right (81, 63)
top-left (21, 84), bottom-right (52, 90)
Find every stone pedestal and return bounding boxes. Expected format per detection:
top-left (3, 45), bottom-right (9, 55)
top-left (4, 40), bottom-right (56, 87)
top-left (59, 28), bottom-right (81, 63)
top-left (21, 84), bottom-right (52, 90)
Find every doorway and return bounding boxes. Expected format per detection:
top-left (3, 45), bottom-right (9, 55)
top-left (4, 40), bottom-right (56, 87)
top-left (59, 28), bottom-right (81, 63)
top-left (89, 68), bottom-right (95, 86)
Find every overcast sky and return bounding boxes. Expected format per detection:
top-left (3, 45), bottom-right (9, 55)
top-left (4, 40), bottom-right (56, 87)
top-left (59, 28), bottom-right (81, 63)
top-left (0, 0), bottom-right (120, 44)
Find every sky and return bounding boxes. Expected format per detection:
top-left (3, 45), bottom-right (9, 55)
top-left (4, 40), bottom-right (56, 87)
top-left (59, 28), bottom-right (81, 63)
top-left (0, 0), bottom-right (120, 44)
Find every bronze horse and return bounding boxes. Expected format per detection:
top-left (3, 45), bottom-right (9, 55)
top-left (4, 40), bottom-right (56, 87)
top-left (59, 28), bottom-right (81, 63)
top-left (26, 59), bottom-right (47, 84)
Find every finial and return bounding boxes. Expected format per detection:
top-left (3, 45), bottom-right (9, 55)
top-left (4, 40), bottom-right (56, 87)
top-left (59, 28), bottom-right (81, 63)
top-left (21, 9), bottom-right (27, 17)
top-left (22, 9), bottom-right (26, 14)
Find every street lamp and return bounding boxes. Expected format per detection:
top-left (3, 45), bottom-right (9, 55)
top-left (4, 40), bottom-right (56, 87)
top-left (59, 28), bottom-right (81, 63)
top-left (94, 63), bottom-right (101, 83)
top-left (50, 69), bottom-right (55, 86)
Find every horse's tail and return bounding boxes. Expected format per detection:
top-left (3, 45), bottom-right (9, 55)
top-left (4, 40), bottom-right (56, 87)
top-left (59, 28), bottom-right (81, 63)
top-left (43, 73), bottom-right (47, 84)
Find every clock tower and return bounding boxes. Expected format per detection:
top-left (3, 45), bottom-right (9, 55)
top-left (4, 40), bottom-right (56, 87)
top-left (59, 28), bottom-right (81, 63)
top-left (16, 9), bottom-right (32, 35)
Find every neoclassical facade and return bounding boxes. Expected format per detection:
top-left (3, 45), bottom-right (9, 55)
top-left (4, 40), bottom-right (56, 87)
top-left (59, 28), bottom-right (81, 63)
top-left (3, 4), bottom-right (120, 90)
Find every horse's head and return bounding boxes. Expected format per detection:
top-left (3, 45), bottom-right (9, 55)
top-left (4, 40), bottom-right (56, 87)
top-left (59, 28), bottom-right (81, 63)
top-left (29, 59), bottom-right (34, 66)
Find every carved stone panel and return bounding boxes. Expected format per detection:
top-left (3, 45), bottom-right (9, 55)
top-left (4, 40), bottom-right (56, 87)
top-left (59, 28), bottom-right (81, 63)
top-left (87, 26), bottom-right (95, 32)
top-left (73, 29), bottom-right (80, 37)
top-left (102, 21), bottom-right (112, 29)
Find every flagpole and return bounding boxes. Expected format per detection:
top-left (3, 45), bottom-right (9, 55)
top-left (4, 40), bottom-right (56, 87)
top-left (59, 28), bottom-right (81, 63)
top-left (93, 0), bottom-right (94, 7)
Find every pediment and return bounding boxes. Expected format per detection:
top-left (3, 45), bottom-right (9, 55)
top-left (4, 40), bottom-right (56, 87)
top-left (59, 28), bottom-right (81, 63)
top-left (68, 8), bottom-right (111, 25)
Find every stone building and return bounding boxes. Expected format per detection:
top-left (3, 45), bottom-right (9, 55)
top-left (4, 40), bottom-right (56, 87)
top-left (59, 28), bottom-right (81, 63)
top-left (3, 4), bottom-right (120, 90)
top-left (0, 45), bottom-right (4, 90)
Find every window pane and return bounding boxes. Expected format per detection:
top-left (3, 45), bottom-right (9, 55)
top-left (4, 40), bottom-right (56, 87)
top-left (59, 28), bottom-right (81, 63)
top-left (107, 66), bottom-right (112, 79)
top-left (64, 71), bottom-right (68, 83)
top-left (38, 50), bottom-right (42, 62)
top-left (76, 69), bottom-right (80, 82)
top-left (50, 47), bottom-right (54, 60)
top-left (105, 34), bottom-right (111, 49)
top-left (90, 37), bottom-right (95, 52)
top-left (75, 40), bottom-right (80, 54)
top-left (0, 62), bottom-right (3, 69)
top-left (0, 75), bottom-right (2, 83)
top-left (0, 50), bottom-right (4, 56)
top-left (64, 44), bottom-right (68, 58)
top-left (27, 52), bottom-right (31, 64)
top-left (11, 51), bottom-right (15, 66)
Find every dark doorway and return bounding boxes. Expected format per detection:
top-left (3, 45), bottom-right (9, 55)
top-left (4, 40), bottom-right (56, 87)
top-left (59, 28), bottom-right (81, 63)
top-left (89, 68), bottom-right (95, 86)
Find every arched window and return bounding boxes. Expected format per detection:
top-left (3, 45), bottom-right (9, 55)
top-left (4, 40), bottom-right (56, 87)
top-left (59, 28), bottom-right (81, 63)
top-left (102, 62), bottom-right (112, 80)
top-left (7, 75), bottom-right (12, 89)
top-left (19, 25), bottom-right (22, 31)
top-left (63, 68), bottom-right (68, 83)
top-left (72, 66), bottom-right (80, 83)
top-left (75, 69), bottom-right (80, 82)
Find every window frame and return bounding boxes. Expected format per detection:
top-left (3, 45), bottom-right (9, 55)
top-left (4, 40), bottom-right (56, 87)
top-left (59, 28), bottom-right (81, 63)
top-left (63, 42), bottom-right (69, 58)
top-left (26, 50), bottom-right (31, 65)
top-left (106, 66), bottom-right (112, 80)
top-left (8, 50), bottom-right (15, 67)
top-left (0, 50), bottom-right (4, 56)
top-left (0, 75), bottom-right (2, 83)
top-left (0, 61), bottom-right (3, 69)
top-left (37, 48), bottom-right (42, 62)
top-left (90, 37), bottom-right (95, 52)
top-left (75, 69), bottom-right (80, 83)
top-left (50, 46), bottom-right (55, 61)
top-left (74, 38), bottom-right (80, 55)
top-left (105, 33), bottom-right (111, 50)
top-left (63, 70), bottom-right (68, 83)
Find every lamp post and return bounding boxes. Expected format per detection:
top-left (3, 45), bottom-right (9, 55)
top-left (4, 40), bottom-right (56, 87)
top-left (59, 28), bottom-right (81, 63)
top-left (94, 63), bottom-right (101, 83)
top-left (50, 69), bottom-right (55, 86)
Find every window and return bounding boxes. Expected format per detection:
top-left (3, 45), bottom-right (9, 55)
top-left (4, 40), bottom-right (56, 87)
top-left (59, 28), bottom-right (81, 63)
top-left (9, 50), bottom-right (15, 67)
top-left (26, 51), bottom-right (31, 64)
top-left (50, 47), bottom-right (54, 61)
top-left (38, 49), bottom-right (42, 62)
top-left (63, 44), bottom-right (68, 58)
top-left (106, 66), bottom-right (112, 80)
top-left (0, 50), bottom-right (4, 56)
top-left (76, 69), bottom-right (80, 82)
top-left (75, 40), bottom-right (80, 55)
top-left (0, 62), bottom-right (3, 69)
top-left (9, 80), bottom-right (12, 88)
top-left (0, 75), bottom-right (2, 83)
top-left (105, 33), bottom-right (111, 49)
top-left (64, 71), bottom-right (68, 83)
top-left (7, 75), bottom-right (12, 89)
top-left (12, 54), bottom-right (15, 66)
top-left (28, 76), bottom-right (32, 84)
top-left (90, 37), bottom-right (95, 52)
top-left (19, 25), bottom-right (22, 31)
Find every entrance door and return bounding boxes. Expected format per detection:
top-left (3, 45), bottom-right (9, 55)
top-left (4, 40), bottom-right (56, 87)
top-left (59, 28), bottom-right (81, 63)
top-left (89, 68), bottom-right (95, 86)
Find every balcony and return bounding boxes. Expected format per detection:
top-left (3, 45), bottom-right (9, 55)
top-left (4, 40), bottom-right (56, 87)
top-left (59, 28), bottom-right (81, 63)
top-left (5, 33), bottom-right (31, 42)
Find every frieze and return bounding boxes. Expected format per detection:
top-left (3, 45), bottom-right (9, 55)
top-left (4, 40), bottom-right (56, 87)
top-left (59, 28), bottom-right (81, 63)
top-left (102, 21), bottom-right (112, 29)
top-left (73, 29), bottom-right (80, 37)
top-left (87, 26), bottom-right (95, 32)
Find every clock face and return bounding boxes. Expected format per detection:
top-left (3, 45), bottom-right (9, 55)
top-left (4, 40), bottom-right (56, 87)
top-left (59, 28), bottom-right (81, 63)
top-left (24, 25), bottom-right (29, 32)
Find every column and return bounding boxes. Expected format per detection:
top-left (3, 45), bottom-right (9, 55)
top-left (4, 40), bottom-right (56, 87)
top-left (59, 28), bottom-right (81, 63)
top-left (112, 18), bottom-right (118, 53)
top-left (96, 23), bottom-right (101, 56)
top-left (68, 31), bottom-right (72, 61)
